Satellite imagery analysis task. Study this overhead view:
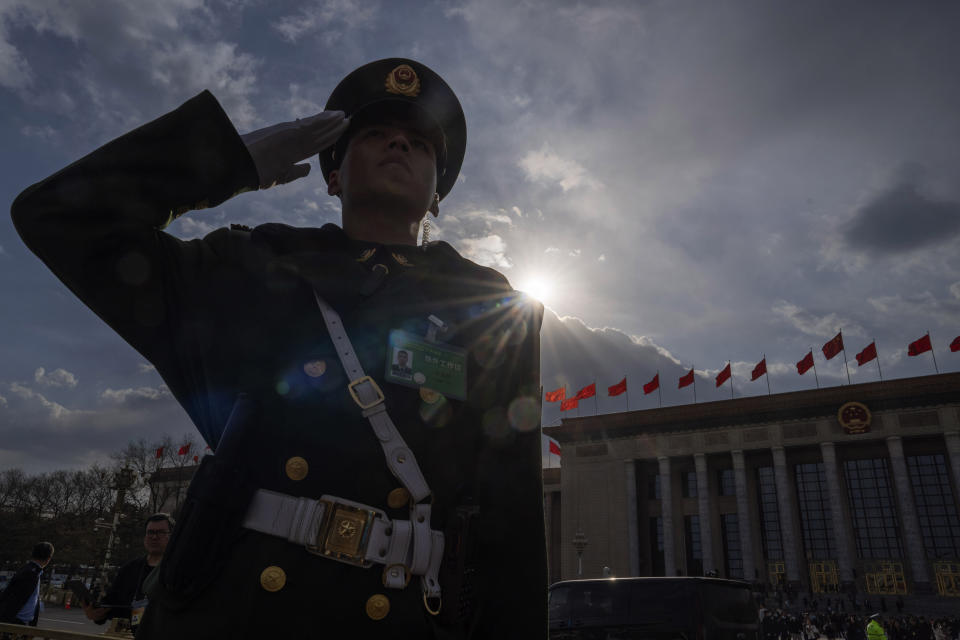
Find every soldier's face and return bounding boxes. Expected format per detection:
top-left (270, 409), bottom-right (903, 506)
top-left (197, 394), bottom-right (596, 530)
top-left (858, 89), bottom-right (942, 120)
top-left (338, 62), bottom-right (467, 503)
top-left (330, 118), bottom-right (438, 221)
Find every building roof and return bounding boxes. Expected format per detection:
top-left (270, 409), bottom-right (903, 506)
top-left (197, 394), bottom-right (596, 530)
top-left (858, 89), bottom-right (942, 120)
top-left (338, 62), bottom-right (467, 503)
top-left (543, 372), bottom-right (959, 444)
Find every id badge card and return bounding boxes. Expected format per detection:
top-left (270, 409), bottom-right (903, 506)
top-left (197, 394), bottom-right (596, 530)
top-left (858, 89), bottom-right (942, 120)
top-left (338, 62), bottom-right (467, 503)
top-left (130, 598), bottom-right (148, 627)
top-left (385, 329), bottom-right (467, 400)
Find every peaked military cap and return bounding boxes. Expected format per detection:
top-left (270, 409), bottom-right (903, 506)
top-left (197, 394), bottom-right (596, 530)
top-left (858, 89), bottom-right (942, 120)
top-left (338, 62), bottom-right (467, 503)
top-left (319, 58), bottom-right (466, 201)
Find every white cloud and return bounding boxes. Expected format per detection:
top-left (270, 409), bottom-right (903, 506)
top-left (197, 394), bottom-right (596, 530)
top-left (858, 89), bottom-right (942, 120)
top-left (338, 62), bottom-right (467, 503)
top-left (511, 206), bottom-right (522, 217)
top-left (460, 234), bottom-right (512, 269)
top-left (462, 209), bottom-right (513, 227)
top-left (519, 144), bottom-right (603, 191)
top-left (101, 386), bottom-right (171, 403)
top-left (9, 382), bottom-right (73, 421)
top-left (169, 215), bottom-right (217, 239)
top-left (272, 0), bottom-right (377, 44)
top-left (771, 300), bottom-right (864, 338)
top-left (598, 254), bottom-right (606, 262)
top-left (137, 363), bottom-right (156, 374)
top-left (20, 124), bottom-right (56, 139)
top-left (33, 367), bottom-right (78, 388)
top-left (544, 247), bottom-right (560, 254)
top-left (950, 281), bottom-right (960, 299)
top-left (568, 249), bottom-right (581, 258)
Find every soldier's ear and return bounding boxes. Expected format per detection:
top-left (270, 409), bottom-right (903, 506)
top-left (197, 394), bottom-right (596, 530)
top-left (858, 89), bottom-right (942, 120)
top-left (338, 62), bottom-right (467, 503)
top-left (327, 170), bottom-right (341, 197)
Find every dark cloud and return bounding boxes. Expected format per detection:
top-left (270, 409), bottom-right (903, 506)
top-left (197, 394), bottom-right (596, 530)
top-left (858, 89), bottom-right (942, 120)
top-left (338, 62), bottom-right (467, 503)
top-left (843, 176), bottom-right (960, 253)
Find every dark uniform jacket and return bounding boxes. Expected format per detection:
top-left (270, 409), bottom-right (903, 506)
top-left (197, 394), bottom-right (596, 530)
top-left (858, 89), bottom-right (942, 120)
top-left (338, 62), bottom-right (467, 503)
top-left (94, 556), bottom-right (153, 625)
top-left (12, 91), bottom-right (547, 638)
top-left (0, 561), bottom-right (42, 625)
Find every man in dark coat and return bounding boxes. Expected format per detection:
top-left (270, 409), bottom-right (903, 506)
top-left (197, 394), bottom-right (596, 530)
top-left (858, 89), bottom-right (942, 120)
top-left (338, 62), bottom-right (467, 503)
top-left (82, 514), bottom-right (174, 633)
top-left (12, 58), bottom-right (546, 638)
top-left (0, 542), bottom-right (55, 627)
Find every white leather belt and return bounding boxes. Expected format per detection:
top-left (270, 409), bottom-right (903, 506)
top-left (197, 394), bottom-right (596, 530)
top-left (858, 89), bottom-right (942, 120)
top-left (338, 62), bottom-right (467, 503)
top-left (242, 489), bottom-right (443, 592)
top-left (240, 292), bottom-right (444, 608)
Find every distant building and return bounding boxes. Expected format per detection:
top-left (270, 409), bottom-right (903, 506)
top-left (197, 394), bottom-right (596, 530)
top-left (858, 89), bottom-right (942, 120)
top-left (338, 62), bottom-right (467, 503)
top-left (544, 372), bottom-right (960, 598)
top-left (147, 464), bottom-right (199, 516)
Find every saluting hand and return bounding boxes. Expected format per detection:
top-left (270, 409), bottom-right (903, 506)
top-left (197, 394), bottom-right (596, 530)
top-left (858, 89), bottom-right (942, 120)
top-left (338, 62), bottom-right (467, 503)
top-left (240, 111), bottom-right (350, 189)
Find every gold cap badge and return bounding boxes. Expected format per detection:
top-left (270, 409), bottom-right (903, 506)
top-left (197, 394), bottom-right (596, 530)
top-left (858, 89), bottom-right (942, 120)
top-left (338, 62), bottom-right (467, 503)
top-left (385, 64), bottom-right (421, 97)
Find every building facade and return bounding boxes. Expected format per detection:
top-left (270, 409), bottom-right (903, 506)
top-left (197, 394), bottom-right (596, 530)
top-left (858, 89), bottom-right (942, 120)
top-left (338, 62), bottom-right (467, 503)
top-left (544, 372), bottom-right (960, 598)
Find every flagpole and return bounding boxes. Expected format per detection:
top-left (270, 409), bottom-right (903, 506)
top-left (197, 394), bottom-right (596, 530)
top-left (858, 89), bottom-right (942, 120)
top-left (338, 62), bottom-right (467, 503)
top-left (929, 331), bottom-right (939, 374)
top-left (625, 375), bottom-right (630, 412)
top-left (875, 338), bottom-right (883, 381)
top-left (729, 361), bottom-right (734, 399)
top-left (811, 348), bottom-right (820, 389)
top-left (693, 367), bottom-right (697, 404)
top-left (840, 329), bottom-right (851, 384)
top-left (657, 370), bottom-right (662, 408)
top-left (764, 353), bottom-right (771, 396)
top-left (594, 378), bottom-right (598, 415)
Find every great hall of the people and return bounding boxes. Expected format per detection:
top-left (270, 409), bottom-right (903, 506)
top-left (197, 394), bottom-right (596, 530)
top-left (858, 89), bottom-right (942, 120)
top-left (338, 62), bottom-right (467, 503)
top-left (542, 372), bottom-right (960, 599)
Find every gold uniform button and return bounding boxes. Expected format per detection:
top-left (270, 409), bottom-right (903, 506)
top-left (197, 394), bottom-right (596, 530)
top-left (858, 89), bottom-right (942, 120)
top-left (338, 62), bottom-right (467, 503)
top-left (419, 387), bottom-right (442, 404)
top-left (387, 487), bottom-right (410, 509)
top-left (366, 593), bottom-right (390, 620)
top-left (285, 456), bottom-right (308, 481)
top-left (260, 566), bottom-right (286, 592)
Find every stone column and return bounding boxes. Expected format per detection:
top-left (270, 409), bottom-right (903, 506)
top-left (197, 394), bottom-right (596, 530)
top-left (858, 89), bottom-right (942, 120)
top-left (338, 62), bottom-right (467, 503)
top-left (658, 456), bottom-right (677, 577)
top-left (945, 431), bottom-right (960, 504)
top-left (772, 446), bottom-right (802, 583)
top-left (694, 453), bottom-right (716, 574)
top-left (731, 450), bottom-right (757, 582)
top-left (820, 442), bottom-right (855, 585)
top-left (625, 460), bottom-right (640, 576)
top-left (886, 436), bottom-right (930, 589)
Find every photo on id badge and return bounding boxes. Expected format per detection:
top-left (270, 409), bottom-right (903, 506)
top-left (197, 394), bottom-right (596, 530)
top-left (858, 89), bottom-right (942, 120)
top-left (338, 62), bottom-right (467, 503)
top-left (391, 348), bottom-right (414, 379)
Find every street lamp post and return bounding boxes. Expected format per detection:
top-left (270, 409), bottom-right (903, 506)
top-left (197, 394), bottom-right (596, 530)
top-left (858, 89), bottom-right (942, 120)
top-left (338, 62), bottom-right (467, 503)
top-left (572, 530), bottom-right (588, 578)
top-left (95, 466), bottom-right (135, 587)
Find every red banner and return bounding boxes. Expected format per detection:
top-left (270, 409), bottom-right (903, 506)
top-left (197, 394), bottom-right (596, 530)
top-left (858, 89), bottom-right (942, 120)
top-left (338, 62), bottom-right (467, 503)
top-left (908, 334), bottom-right (932, 356)
top-left (797, 351), bottom-right (814, 375)
top-left (560, 397), bottom-right (579, 411)
top-left (751, 358), bottom-right (767, 381)
top-left (155, 447), bottom-right (164, 459)
top-left (822, 332), bottom-right (844, 360)
top-left (575, 383), bottom-right (596, 400)
top-left (951, 336), bottom-right (960, 353)
top-left (855, 342), bottom-right (877, 366)
top-left (177, 444), bottom-right (191, 456)
top-left (544, 387), bottom-right (565, 403)
top-left (643, 374), bottom-right (660, 395)
top-left (548, 440), bottom-right (561, 456)
top-left (607, 378), bottom-right (627, 397)
top-left (678, 369), bottom-right (695, 388)
top-left (715, 363), bottom-right (731, 387)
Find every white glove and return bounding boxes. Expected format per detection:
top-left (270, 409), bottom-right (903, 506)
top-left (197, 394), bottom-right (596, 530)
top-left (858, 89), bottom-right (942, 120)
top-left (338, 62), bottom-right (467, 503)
top-left (240, 111), bottom-right (350, 189)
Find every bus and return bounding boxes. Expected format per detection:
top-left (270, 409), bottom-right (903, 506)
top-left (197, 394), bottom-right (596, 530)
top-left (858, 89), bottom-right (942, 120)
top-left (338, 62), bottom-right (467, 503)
top-left (548, 576), bottom-right (760, 640)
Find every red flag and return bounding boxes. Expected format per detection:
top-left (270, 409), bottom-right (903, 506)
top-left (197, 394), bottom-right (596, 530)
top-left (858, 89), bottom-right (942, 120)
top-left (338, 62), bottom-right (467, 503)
top-left (951, 336), bottom-right (960, 353)
top-left (908, 334), bottom-right (932, 356)
top-left (575, 383), bottom-right (596, 400)
top-left (548, 440), bottom-right (562, 456)
top-left (643, 374), bottom-right (659, 395)
top-left (155, 447), bottom-right (164, 459)
top-left (855, 342), bottom-right (877, 366)
top-left (193, 455), bottom-right (199, 463)
top-left (607, 378), bottom-right (627, 397)
top-left (560, 397), bottom-right (579, 411)
top-left (678, 369), bottom-right (695, 388)
top-left (715, 363), bottom-right (731, 387)
top-left (544, 387), bottom-right (565, 403)
top-left (796, 351), bottom-right (814, 375)
top-left (822, 332), bottom-right (844, 360)
top-left (177, 444), bottom-right (191, 456)
top-left (751, 358), bottom-right (767, 381)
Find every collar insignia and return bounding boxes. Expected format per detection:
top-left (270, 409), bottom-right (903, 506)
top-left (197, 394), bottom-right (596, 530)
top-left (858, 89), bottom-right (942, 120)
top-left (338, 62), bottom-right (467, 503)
top-left (391, 252), bottom-right (414, 267)
top-left (357, 248), bottom-right (376, 262)
top-left (385, 64), bottom-right (421, 98)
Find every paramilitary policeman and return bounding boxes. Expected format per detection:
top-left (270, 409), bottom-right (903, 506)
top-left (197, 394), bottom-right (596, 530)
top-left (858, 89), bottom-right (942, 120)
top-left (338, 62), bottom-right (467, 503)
top-left (12, 59), bottom-right (547, 638)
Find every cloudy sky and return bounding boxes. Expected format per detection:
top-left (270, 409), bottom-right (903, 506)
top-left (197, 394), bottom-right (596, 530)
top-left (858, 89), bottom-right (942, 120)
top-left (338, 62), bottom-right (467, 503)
top-left (1, 0), bottom-right (959, 473)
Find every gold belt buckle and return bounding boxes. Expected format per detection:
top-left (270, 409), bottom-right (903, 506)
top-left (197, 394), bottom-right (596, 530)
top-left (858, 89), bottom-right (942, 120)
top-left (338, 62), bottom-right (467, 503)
top-left (307, 500), bottom-right (377, 568)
